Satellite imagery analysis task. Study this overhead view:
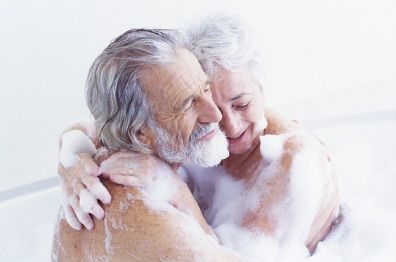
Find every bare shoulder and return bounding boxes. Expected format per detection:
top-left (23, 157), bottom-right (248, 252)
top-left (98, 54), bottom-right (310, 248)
top-left (264, 106), bottom-right (302, 135)
top-left (53, 178), bottom-right (241, 262)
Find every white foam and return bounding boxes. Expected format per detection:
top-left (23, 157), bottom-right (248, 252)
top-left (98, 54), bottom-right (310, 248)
top-left (259, 134), bottom-right (285, 163)
top-left (109, 217), bottom-right (127, 230)
top-left (103, 217), bottom-right (114, 256)
top-left (185, 164), bottom-right (271, 260)
top-left (255, 117), bottom-right (268, 134)
top-left (184, 132), bottom-right (344, 261)
top-left (276, 134), bottom-right (326, 243)
top-left (59, 130), bottom-right (97, 168)
top-left (308, 207), bottom-right (358, 262)
top-left (142, 168), bottom-right (178, 204)
top-left (215, 222), bottom-right (280, 262)
top-left (118, 197), bottom-right (130, 212)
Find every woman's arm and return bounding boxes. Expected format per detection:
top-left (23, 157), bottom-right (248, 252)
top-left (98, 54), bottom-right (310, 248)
top-left (254, 111), bottom-right (340, 253)
top-left (58, 122), bottom-right (110, 230)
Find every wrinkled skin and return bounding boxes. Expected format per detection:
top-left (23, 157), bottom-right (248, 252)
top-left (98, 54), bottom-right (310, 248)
top-left (54, 150), bottom-right (241, 262)
top-left (53, 48), bottom-right (244, 262)
top-left (209, 67), bottom-right (339, 253)
top-left (139, 49), bottom-right (222, 150)
top-left (57, 65), bottom-right (340, 255)
top-left (58, 49), bottom-right (224, 230)
top-left (211, 67), bottom-right (267, 156)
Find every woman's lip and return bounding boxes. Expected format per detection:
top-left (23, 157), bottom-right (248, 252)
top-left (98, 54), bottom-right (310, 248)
top-left (227, 130), bottom-right (246, 145)
top-left (199, 129), bottom-right (216, 141)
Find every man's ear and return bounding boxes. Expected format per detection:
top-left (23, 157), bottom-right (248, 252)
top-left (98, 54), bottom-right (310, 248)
top-left (137, 126), bottom-right (154, 150)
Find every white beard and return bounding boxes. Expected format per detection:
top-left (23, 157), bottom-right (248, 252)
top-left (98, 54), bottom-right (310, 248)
top-left (151, 122), bottom-right (229, 167)
top-left (186, 125), bottom-right (229, 167)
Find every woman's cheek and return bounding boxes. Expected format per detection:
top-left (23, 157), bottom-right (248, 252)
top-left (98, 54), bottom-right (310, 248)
top-left (250, 101), bottom-right (265, 122)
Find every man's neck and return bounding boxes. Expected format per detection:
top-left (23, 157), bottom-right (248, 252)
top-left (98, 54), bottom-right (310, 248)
top-left (170, 163), bottom-right (182, 171)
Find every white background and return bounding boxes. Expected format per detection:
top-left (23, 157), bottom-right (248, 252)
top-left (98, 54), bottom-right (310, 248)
top-left (0, 0), bottom-right (395, 261)
top-left (0, 0), bottom-right (395, 191)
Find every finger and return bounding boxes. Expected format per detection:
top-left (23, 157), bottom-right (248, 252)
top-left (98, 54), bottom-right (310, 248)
top-left (69, 195), bottom-right (94, 230)
top-left (109, 174), bottom-right (142, 188)
top-left (58, 163), bottom-right (67, 179)
top-left (71, 179), bottom-right (86, 196)
top-left (63, 203), bottom-right (82, 230)
top-left (79, 189), bottom-right (105, 220)
top-left (106, 151), bottom-right (141, 160)
top-left (60, 179), bottom-right (74, 199)
top-left (79, 154), bottom-right (101, 176)
top-left (101, 166), bottom-right (149, 178)
top-left (79, 174), bottom-right (111, 204)
top-left (89, 181), bottom-right (112, 204)
top-left (101, 167), bottom-right (131, 177)
top-left (100, 154), bottom-right (140, 171)
top-left (80, 173), bottom-right (101, 189)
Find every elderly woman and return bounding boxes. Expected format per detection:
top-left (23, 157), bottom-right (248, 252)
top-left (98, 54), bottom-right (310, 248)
top-left (59, 14), bottom-right (340, 260)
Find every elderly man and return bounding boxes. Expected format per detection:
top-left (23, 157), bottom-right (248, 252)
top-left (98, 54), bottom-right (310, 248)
top-left (54, 15), bottom-right (341, 262)
top-left (52, 29), bottom-right (241, 261)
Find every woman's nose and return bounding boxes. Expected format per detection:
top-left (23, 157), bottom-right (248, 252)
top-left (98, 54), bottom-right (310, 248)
top-left (221, 112), bottom-right (240, 138)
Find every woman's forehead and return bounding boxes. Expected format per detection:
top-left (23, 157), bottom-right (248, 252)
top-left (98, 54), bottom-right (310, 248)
top-left (210, 68), bottom-right (256, 98)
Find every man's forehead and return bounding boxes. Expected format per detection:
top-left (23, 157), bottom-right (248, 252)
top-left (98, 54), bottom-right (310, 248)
top-left (138, 60), bottom-right (207, 121)
top-left (141, 56), bottom-right (207, 96)
top-left (163, 50), bottom-right (207, 89)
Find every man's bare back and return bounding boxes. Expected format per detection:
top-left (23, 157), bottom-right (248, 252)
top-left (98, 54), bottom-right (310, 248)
top-left (52, 154), bottom-right (241, 261)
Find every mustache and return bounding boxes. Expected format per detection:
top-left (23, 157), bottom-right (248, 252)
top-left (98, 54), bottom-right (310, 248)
top-left (190, 123), bottom-right (217, 142)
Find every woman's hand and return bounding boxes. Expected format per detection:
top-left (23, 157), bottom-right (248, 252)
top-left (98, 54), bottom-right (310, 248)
top-left (59, 149), bottom-right (167, 230)
top-left (59, 153), bottom-right (111, 230)
top-left (100, 151), bottom-right (168, 187)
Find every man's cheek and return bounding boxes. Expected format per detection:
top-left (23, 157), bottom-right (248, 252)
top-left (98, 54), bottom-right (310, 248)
top-left (157, 111), bottom-right (184, 129)
top-left (177, 124), bottom-right (191, 146)
top-left (158, 116), bottom-right (188, 145)
top-left (178, 116), bottom-right (197, 146)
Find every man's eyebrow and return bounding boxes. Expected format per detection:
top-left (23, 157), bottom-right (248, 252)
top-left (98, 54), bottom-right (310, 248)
top-left (229, 92), bottom-right (251, 102)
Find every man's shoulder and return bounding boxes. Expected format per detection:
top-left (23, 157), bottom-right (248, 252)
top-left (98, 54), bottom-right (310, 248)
top-left (95, 180), bottom-right (226, 261)
top-left (101, 178), bottom-right (176, 216)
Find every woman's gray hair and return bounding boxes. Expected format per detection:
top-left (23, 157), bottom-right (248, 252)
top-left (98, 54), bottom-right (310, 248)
top-left (184, 13), bottom-right (264, 90)
top-left (86, 29), bottom-right (183, 153)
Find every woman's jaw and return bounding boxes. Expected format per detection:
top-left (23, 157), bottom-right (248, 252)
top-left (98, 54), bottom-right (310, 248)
top-left (226, 117), bottom-right (267, 155)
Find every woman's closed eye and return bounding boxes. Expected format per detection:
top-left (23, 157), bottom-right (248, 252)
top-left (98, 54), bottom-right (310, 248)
top-left (233, 101), bottom-right (250, 110)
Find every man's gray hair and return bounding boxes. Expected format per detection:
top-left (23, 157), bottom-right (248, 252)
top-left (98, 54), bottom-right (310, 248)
top-left (184, 13), bottom-right (264, 90)
top-left (86, 29), bottom-right (183, 153)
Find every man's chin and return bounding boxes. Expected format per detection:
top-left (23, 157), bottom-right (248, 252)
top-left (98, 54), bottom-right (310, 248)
top-left (187, 131), bottom-right (229, 167)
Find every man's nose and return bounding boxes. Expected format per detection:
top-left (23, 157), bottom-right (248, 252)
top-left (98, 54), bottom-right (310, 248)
top-left (198, 95), bottom-right (222, 124)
